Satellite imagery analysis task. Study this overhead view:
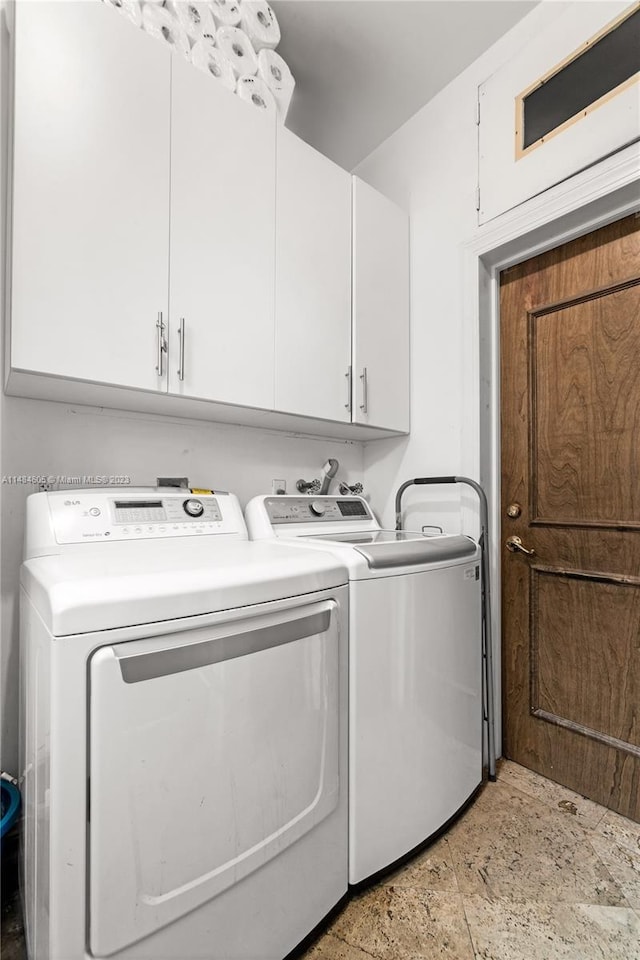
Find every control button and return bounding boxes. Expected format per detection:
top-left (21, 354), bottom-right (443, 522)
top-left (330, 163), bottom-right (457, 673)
top-left (89, 507), bottom-right (101, 517)
top-left (183, 498), bottom-right (205, 518)
top-left (309, 501), bottom-right (326, 517)
top-left (134, 527), bottom-right (142, 534)
top-left (122, 528), bottom-right (129, 535)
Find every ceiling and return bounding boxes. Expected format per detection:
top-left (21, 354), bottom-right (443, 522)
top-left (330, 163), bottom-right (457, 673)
top-left (270, 1), bottom-right (538, 169)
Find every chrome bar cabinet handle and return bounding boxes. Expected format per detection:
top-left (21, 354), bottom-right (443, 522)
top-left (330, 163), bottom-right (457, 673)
top-left (155, 312), bottom-right (167, 377)
top-left (359, 367), bottom-right (368, 413)
top-left (178, 318), bottom-right (186, 382)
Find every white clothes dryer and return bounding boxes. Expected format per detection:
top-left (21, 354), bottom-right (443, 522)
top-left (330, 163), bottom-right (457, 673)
top-left (245, 495), bottom-right (483, 885)
top-left (20, 488), bottom-right (349, 960)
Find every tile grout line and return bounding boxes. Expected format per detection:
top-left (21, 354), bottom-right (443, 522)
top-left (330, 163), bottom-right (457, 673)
top-left (327, 930), bottom-right (383, 960)
top-left (443, 833), bottom-right (481, 959)
top-left (459, 894), bottom-right (482, 960)
top-left (580, 831), bottom-right (636, 911)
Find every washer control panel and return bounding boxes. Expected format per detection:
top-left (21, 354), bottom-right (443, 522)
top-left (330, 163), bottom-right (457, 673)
top-left (265, 497), bottom-right (373, 524)
top-left (111, 497), bottom-right (221, 526)
top-left (40, 488), bottom-right (241, 546)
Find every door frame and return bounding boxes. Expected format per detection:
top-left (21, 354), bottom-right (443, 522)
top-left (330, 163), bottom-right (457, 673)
top-left (461, 141), bottom-right (640, 755)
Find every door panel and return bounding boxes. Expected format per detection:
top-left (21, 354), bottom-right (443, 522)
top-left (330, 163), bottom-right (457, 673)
top-left (532, 569), bottom-right (640, 750)
top-left (275, 129), bottom-right (352, 422)
top-left (168, 56), bottom-right (275, 408)
top-left (500, 213), bottom-right (640, 821)
top-left (11, 2), bottom-right (170, 391)
top-left (89, 601), bottom-right (340, 957)
top-left (532, 285), bottom-right (640, 526)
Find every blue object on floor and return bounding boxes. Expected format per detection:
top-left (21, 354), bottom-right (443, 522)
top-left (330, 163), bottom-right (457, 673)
top-left (1, 780), bottom-right (21, 839)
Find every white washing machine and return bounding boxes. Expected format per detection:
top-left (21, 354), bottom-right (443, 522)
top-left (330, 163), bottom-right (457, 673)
top-left (245, 495), bottom-right (483, 885)
top-left (20, 487), bottom-right (349, 960)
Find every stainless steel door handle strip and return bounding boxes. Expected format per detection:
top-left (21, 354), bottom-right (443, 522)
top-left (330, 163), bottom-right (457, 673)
top-left (155, 312), bottom-right (167, 377)
top-left (116, 609), bottom-right (331, 683)
top-left (178, 318), bottom-right (186, 381)
top-left (359, 367), bottom-right (368, 413)
top-left (345, 366), bottom-right (352, 411)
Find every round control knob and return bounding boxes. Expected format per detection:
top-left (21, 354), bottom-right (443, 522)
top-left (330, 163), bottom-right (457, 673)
top-left (309, 501), bottom-right (326, 517)
top-left (183, 498), bottom-right (205, 518)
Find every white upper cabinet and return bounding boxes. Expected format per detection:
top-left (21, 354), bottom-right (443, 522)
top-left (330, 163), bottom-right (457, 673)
top-left (168, 57), bottom-right (276, 409)
top-left (352, 178), bottom-right (410, 433)
top-left (10, 2), bottom-right (171, 391)
top-left (274, 129), bottom-right (352, 422)
top-left (7, 5), bottom-right (410, 440)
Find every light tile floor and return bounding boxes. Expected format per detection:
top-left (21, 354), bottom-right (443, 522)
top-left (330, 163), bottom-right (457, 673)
top-left (2, 761), bottom-right (639, 959)
top-left (303, 761), bottom-right (640, 960)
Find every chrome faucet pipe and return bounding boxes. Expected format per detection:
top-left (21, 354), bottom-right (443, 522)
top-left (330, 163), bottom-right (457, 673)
top-left (319, 459), bottom-right (339, 496)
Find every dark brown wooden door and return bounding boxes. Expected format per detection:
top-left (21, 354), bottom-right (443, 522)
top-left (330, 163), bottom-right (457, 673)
top-left (500, 213), bottom-right (640, 821)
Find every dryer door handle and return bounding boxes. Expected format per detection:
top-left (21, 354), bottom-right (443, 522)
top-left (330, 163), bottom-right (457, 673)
top-left (114, 609), bottom-right (331, 683)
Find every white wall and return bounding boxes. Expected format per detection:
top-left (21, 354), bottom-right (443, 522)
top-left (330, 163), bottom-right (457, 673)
top-left (355, 1), bottom-right (627, 532)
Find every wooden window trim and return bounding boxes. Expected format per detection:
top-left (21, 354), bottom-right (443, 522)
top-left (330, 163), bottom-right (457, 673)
top-left (514, 3), bottom-right (640, 161)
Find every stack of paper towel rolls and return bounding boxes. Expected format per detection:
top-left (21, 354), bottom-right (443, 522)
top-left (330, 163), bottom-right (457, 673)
top-left (103, 0), bottom-right (296, 121)
top-left (256, 47), bottom-right (294, 121)
top-left (141, 2), bottom-right (192, 60)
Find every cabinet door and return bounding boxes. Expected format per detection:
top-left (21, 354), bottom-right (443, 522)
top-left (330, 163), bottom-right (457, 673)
top-left (352, 178), bottom-right (410, 432)
top-left (275, 130), bottom-right (352, 422)
top-left (169, 57), bottom-right (276, 408)
top-left (11, 2), bottom-right (171, 391)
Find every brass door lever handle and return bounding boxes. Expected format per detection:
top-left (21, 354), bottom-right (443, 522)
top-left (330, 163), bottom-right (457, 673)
top-left (506, 536), bottom-right (535, 556)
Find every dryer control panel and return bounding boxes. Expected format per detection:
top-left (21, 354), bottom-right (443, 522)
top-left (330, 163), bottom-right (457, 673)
top-left (25, 488), bottom-right (248, 556)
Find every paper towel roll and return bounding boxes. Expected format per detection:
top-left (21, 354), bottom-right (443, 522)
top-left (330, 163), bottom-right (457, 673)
top-left (142, 5), bottom-right (192, 59)
top-left (207, 0), bottom-right (242, 28)
top-left (191, 40), bottom-right (237, 92)
top-left (257, 48), bottom-right (294, 121)
top-left (216, 27), bottom-right (258, 78)
top-left (102, 0), bottom-right (143, 29)
top-left (165, 2), bottom-right (216, 44)
top-left (241, 2), bottom-right (280, 51)
top-left (236, 75), bottom-right (277, 116)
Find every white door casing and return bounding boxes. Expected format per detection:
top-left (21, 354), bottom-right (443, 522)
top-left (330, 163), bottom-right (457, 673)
top-left (462, 141), bottom-right (640, 756)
